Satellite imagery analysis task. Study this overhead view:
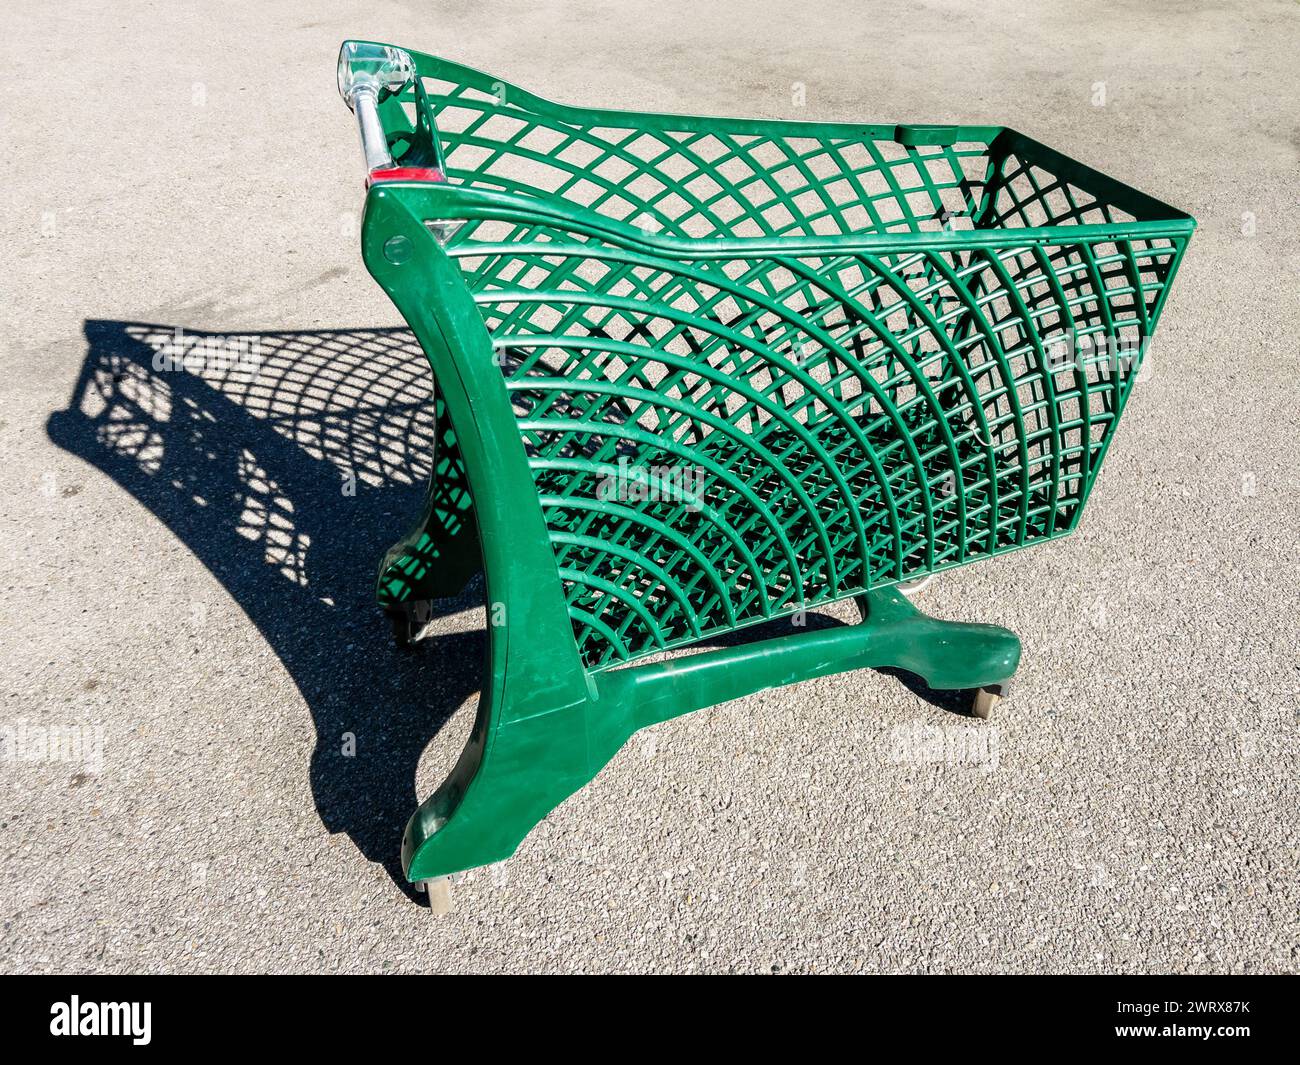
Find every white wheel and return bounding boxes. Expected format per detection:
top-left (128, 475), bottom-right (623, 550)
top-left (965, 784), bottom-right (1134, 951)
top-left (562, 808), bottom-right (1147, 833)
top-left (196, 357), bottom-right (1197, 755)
top-left (971, 687), bottom-right (1000, 720)
top-left (897, 574), bottom-right (934, 597)
top-left (418, 877), bottom-right (453, 915)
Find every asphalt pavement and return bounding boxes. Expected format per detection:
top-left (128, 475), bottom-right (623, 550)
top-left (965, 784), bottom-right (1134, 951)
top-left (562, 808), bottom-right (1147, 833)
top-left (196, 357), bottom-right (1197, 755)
top-left (1, 0), bottom-right (1296, 973)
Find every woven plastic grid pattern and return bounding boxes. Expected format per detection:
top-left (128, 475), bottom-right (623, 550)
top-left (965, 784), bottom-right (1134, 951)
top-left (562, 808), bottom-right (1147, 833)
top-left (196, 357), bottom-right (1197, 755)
top-left (415, 76), bottom-right (992, 238)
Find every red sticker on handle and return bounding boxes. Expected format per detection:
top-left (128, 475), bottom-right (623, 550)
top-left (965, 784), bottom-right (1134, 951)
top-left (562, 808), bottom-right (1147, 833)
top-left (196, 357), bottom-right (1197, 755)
top-left (366, 166), bottom-right (446, 188)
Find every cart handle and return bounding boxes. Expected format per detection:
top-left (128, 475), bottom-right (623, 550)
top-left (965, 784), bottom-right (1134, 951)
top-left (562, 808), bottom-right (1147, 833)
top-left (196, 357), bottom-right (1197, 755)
top-left (338, 41), bottom-right (416, 174)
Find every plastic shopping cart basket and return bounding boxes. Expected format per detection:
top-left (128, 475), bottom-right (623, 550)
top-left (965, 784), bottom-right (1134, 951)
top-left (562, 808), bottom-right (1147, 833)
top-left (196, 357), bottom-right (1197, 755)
top-left (337, 40), bottom-right (1194, 893)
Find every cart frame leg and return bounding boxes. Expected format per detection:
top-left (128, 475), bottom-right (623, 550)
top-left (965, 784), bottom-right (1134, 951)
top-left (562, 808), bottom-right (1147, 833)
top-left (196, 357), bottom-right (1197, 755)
top-left (401, 586), bottom-right (1020, 881)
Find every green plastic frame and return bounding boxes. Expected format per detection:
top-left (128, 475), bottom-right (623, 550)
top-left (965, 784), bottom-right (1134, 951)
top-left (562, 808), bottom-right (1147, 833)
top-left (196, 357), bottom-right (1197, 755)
top-left (339, 41), bottom-right (1194, 883)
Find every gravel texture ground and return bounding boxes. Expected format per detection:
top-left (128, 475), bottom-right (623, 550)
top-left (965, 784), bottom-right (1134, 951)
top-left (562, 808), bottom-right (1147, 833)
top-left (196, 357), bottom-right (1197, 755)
top-left (1, 0), bottom-right (1297, 973)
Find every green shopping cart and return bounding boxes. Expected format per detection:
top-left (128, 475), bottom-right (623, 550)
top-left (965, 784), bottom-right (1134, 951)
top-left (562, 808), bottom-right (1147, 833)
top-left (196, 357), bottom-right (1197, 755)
top-left (337, 41), bottom-right (1194, 902)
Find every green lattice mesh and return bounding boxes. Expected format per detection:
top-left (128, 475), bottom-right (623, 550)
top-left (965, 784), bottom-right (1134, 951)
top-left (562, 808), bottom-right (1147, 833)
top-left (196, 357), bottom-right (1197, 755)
top-left (391, 61), bottom-right (1187, 669)
top-left (413, 80), bottom-right (993, 238)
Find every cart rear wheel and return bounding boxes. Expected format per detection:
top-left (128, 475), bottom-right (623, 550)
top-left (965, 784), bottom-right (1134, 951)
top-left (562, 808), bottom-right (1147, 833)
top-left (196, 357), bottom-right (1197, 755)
top-left (415, 876), bottom-right (453, 915)
top-left (971, 687), bottom-right (1000, 720)
top-left (388, 609), bottom-right (418, 646)
top-left (388, 601), bottom-right (434, 647)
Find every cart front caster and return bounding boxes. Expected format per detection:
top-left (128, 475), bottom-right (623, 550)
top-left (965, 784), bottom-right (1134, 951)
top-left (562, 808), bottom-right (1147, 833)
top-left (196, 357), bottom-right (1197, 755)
top-left (970, 682), bottom-right (1008, 720)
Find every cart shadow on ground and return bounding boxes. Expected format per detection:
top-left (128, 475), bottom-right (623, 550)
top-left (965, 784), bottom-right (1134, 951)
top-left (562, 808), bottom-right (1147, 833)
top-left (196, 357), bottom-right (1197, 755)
top-left (46, 319), bottom-right (964, 897)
